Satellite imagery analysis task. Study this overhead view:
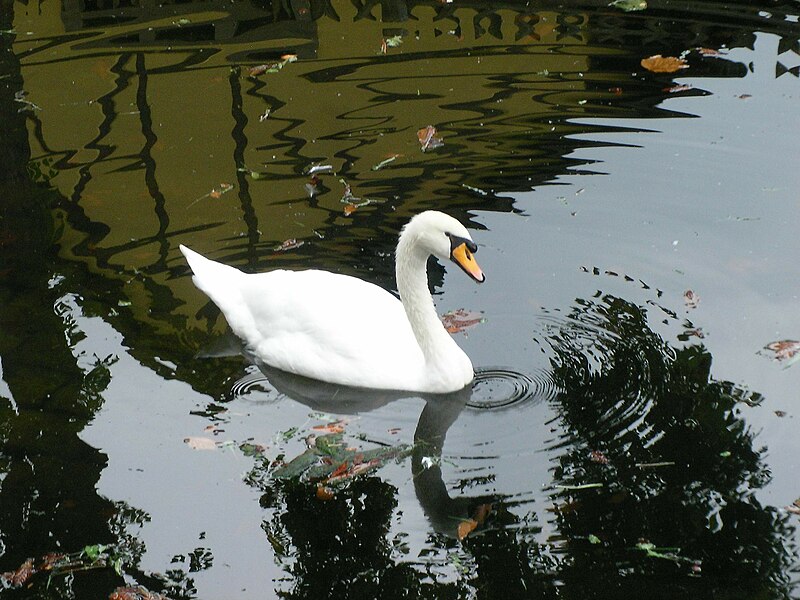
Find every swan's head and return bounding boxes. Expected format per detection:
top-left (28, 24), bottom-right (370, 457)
top-left (403, 211), bottom-right (485, 283)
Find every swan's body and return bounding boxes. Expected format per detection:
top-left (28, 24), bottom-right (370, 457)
top-left (180, 211), bottom-right (485, 393)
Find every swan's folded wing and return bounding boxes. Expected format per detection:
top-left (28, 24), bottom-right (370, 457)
top-left (233, 269), bottom-right (427, 389)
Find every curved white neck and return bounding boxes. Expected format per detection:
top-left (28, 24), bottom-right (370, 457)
top-left (395, 233), bottom-right (462, 370)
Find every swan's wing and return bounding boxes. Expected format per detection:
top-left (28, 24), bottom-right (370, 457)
top-left (236, 269), bottom-right (426, 387)
top-left (181, 246), bottom-right (426, 389)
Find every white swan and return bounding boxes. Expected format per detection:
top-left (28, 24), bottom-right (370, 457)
top-left (180, 211), bottom-right (485, 393)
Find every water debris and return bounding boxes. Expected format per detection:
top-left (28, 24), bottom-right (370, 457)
top-left (635, 461), bottom-right (676, 468)
top-left (609, 0), bottom-right (647, 11)
top-left (272, 238), bottom-right (304, 252)
top-left (664, 84), bottom-right (693, 93)
top-left (304, 164), bottom-right (334, 176)
top-left (184, 436), bottom-right (217, 450)
top-left (338, 178), bottom-right (379, 215)
top-left (555, 483), bottom-right (604, 491)
top-left (259, 109), bottom-right (271, 122)
top-left (110, 586), bottom-right (171, 600)
top-left (417, 125), bottom-right (444, 152)
top-left (237, 166), bottom-right (269, 180)
top-left (380, 35), bottom-right (403, 54)
top-left (589, 449), bottom-right (609, 464)
top-left (635, 542), bottom-right (700, 569)
top-left (14, 90), bottom-right (41, 112)
top-left (186, 183), bottom-right (233, 209)
top-left (641, 55), bottom-right (689, 73)
top-left (2, 545), bottom-right (123, 590)
top-left (683, 290), bottom-right (700, 309)
top-left (372, 154), bottom-right (400, 171)
top-left (248, 54), bottom-right (297, 77)
top-left (441, 309), bottom-right (485, 334)
top-left (787, 499), bottom-right (800, 515)
top-left (273, 432), bottom-right (410, 492)
top-left (461, 183), bottom-right (489, 196)
top-left (696, 47), bottom-right (726, 57)
top-left (762, 340), bottom-right (800, 367)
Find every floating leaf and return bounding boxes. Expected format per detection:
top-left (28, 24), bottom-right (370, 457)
top-left (417, 125), bottom-right (444, 151)
top-left (184, 436), bottom-right (217, 451)
top-left (441, 309), bottom-right (485, 334)
top-left (787, 499), bottom-right (800, 515)
top-left (274, 239), bottom-right (304, 252)
top-left (2, 558), bottom-right (35, 587)
top-left (110, 585), bottom-right (171, 600)
top-left (589, 449), bottom-right (609, 464)
top-left (641, 55), bottom-right (689, 73)
top-left (609, 0), bottom-right (647, 11)
top-left (273, 433), bottom-right (410, 486)
top-left (249, 55), bottom-right (297, 78)
top-left (82, 544), bottom-right (107, 562)
top-left (316, 485), bottom-right (335, 501)
top-left (457, 518), bottom-right (478, 540)
top-left (763, 340), bottom-right (800, 364)
top-left (696, 47), bottom-right (724, 57)
top-left (384, 35), bottom-right (403, 48)
top-left (588, 534), bottom-right (602, 544)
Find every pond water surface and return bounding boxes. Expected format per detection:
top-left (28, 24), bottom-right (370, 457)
top-left (2, 0), bottom-right (800, 598)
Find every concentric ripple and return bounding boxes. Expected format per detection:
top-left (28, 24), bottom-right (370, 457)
top-left (467, 367), bottom-right (559, 410)
top-left (227, 368), bottom-right (281, 403)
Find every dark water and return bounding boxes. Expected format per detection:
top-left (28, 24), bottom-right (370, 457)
top-left (1, 0), bottom-right (800, 598)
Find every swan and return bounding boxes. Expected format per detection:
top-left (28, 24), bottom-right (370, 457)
top-left (180, 211), bottom-right (485, 393)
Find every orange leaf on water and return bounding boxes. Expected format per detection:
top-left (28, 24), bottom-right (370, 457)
top-left (641, 55), bottom-right (689, 73)
top-left (441, 309), bottom-right (485, 334)
top-left (457, 518), bottom-right (478, 540)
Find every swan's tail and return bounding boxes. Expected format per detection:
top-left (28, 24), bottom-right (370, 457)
top-left (180, 245), bottom-right (246, 312)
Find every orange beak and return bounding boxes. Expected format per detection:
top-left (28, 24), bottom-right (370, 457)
top-left (450, 240), bottom-right (485, 283)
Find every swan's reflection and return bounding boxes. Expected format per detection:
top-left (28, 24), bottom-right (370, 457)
top-left (244, 355), bottom-right (497, 538)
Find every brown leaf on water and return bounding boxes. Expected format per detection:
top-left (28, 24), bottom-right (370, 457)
top-left (109, 585), bottom-right (171, 600)
top-left (417, 125), bottom-right (444, 151)
top-left (787, 498), bottom-right (800, 515)
top-left (315, 485), bottom-right (335, 501)
top-left (763, 340), bottom-right (800, 363)
top-left (2, 558), bottom-right (35, 587)
top-left (441, 309), bottom-right (485, 334)
top-left (274, 238), bottom-right (304, 252)
top-left (343, 203), bottom-right (358, 216)
top-left (184, 436), bottom-right (217, 451)
top-left (641, 55), bottom-right (689, 73)
top-left (684, 290), bottom-right (700, 309)
top-left (590, 450), bottom-right (609, 464)
top-left (696, 47), bottom-right (724, 57)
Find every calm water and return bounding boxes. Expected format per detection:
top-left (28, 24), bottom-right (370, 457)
top-left (2, 0), bottom-right (800, 598)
